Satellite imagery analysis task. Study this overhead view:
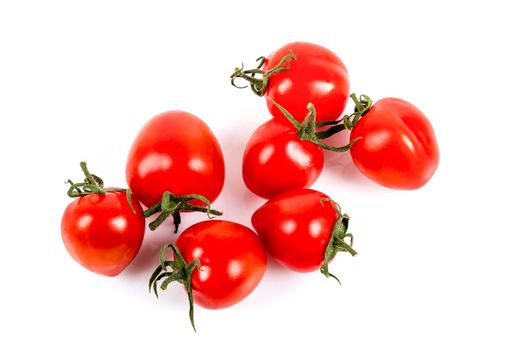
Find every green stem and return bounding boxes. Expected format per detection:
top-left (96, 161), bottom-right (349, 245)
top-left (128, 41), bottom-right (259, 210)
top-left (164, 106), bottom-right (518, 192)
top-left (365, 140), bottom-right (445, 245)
top-left (319, 198), bottom-right (358, 284)
top-left (149, 243), bottom-right (200, 332)
top-left (230, 50), bottom-right (296, 96)
top-left (272, 101), bottom-right (354, 152)
top-left (65, 162), bottom-right (137, 212)
top-left (143, 192), bottom-right (222, 233)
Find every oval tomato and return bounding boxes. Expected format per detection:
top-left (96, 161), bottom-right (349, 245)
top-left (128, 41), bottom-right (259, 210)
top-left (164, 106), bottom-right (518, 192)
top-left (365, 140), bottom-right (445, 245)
top-left (61, 191), bottom-right (145, 276)
top-left (251, 189), bottom-right (356, 276)
top-left (126, 111), bottom-right (225, 208)
top-left (242, 119), bottom-right (324, 198)
top-left (264, 42), bottom-right (349, 123)
top-left (350, 98), bottom-right (439, 189)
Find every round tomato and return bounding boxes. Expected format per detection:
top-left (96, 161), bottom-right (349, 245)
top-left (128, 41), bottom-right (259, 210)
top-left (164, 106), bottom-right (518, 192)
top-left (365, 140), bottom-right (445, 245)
top-left (149, 220), bottom-right (267, 330)
top-left (242, 119), bottom-right (324, 199)
top-left (350, 98), bottom-right (439, 189)
top-left (251, 189), bottom-right (356, 277)
top-left (61, 191), bottom-right (145, 276)
top-left (176, 220), bottom-right (266, 309)
top-left (264, 42), bottom-right (349, 123)
top-left (126, 111), bottom-right (225, 208)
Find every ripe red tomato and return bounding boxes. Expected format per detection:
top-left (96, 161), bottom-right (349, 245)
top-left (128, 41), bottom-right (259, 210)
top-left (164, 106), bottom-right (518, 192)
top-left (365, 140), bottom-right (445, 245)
top-left (61, 192), bottom-right (145, 276)
top-left (350, 98), bottom-right (439, 189)
top-left (242, 119), bottom-right (324, 198)
top-left (175, 220), bottom-right (267, 309)
top-left (126, 111), bottom-right (225, 208)
top-left (264, 42), bottom-right (349, 123)
top-left (251, 189), bottom-right (355, 275)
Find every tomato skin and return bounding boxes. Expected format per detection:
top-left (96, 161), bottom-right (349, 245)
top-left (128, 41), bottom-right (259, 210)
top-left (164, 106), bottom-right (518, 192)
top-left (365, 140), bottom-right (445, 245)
top-left (350, 98), bottom-right (439, 189)
top-left (126, 111), bottom-right (225, 207)
top-left (251, 189), bottom-right (338, 272)
top-left (176, 220), bottom-right (267, 309)
top-left (61, 192), bottom-right (145, 277)
top-left (264, 42), bottom-right (349, 123)
top-left (242, 119), bottom-right (324, 199)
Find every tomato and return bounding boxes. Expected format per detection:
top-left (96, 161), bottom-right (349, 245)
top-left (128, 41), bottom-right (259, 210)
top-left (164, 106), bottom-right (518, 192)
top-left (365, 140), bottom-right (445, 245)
top-left (61, 191), bottom-right (145, 276)
top-left (350, 98), bottom-right (439, 189)
top-left (251, 189), bottom-right (356, 277)
top-left (242, 118), bottom-right (324, 198)
top-left (176, 220), bottom-right (266, 309)
top-left (150, 220), bottom-right (267, 330)
top-left (126, 111), bottom-right (225, 208)
top-left (263, 42), bottom-right (350, 123)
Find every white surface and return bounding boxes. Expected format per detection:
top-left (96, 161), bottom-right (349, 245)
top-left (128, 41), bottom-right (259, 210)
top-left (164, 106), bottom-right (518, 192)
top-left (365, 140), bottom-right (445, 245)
top-left (1, 1), bottom-right (523, 348)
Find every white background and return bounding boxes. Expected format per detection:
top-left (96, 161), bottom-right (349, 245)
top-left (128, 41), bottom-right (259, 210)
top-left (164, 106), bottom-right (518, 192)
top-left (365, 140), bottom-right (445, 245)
top-left (1, 1), bottom-right (523, 349)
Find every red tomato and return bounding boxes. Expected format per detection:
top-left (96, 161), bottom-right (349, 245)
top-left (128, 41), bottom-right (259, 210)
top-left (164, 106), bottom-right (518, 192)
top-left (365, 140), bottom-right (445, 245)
top-left (252, 189), bottom-right (354, 274)
top-left (350, 98), bottom-right (439, 189)
top-left (126, 111), bottom-right (225, 207)
top-left (178, 220), bottom-right (267, 309)
top-left (242, 119), bottom-right (324, 198)
top-left (61, 192), bottom-right (145, 276)
top-left (264, 42), bottom-right (349, 123)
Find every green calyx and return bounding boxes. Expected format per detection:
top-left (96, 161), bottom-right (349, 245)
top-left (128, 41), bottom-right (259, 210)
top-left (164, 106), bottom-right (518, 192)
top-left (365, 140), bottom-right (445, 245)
top-left (65, 161), bottom-right (136, 213)
top-left (230, 50), bottom-right (296, 96)
top-left (149, 243), bottom-right (201, 332)
top-left (272, 101), bottom-right (354, 152)
top-left (143, 192), bottom-right (222, 233)
top-left (320, 199), bottom-right (357, 284)
top-left (315, 93), bottom-right (373, 140)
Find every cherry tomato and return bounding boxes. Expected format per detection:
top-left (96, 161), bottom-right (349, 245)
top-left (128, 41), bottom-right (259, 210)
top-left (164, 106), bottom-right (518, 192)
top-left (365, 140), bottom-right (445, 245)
top-left (61, 192), bottom-right (145, 276)
top-left (126, 111), bottom-right (225, 207)
top-left (264, 42), bottom-right (350, 123)
top-left (251, 189), bottom-right (355, 274)
top-left (242, 119), bottom-right (324, 198)
top-left (176, 220), bottom-right (267, 309)
top-left (350, 98), bottom-right (439, 189)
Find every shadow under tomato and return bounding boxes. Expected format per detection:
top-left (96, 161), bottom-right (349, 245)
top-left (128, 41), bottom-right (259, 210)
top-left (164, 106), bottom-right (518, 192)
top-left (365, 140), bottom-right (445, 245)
top-left (320, 129), bottom-right (378, 189)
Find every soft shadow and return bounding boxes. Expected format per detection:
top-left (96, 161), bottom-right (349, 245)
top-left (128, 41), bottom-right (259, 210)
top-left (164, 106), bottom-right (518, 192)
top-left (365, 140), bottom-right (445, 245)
top-left (321, 129), bottom-right (379, 189)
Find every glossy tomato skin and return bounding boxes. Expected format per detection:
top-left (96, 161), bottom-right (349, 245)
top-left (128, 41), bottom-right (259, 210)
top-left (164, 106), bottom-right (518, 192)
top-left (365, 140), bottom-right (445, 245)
top-left (264, 42), bottom-right (349, 123)
top-left (350, 98), bottom-right (439, 189)
top-left (251, 189), bottom-right (338, 272)
top-left (61, 192), bottom-right (145, 276)
top-left (176, 220), bottom-right (267, 309)
top-left (242, 119), bottom-right (324, 199)
top-left (126, 111), bottom-right (225, 207)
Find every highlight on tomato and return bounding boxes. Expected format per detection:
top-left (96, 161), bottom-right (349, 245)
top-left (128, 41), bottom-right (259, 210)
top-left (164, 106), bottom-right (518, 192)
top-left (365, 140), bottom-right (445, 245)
top-left (126, 110), bottom-right (225, 232)
top-left (149, 220), bottom-right (267, 331)
top-left (61, 162), bottom-right (145, 277)
top-left (231, 41), bottom-right (350, 123)
top-left (251, 188), bottom-right (357, 282)
top-left (243, 100), bottom-right (356, 199)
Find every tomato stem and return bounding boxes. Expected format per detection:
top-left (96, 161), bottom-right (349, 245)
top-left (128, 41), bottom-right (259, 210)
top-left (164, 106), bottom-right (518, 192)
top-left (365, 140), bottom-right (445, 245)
top-left (315, 93), bottom-right (373, 140)
top-left (319, 198), bottom-right (357, 284)
top-left (143, 191), bottom-right (222, 233)
top-left (149, 243), bottom-right (200, 332)
top-left (272, 101), bottom-right (354, 152)
top-left (230, 50), bottom-right (296, 96)
top-left (65, 162), bottom-right (137, 213)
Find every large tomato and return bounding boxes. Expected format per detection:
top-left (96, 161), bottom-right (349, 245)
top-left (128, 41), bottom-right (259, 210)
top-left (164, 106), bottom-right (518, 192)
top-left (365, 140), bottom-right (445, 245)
top-left (150, 220), bottom-right (267, 330)
top-left (251, 188), bottom-right (356, 277)
top-left (263, 42), bottom-right (349, 123)
top-left (126, 111), bottom-right (225, 207)
top-left (350, 98), bottom-right (439, 189)
top-left (61, 191), bottom-right (145, 276)
top-left (242, 119), bottom-right (324, 198)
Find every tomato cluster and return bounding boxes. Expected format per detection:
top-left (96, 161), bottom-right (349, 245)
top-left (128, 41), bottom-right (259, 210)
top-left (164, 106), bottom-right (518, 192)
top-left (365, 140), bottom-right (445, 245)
top-left (61, 41), bottom-right (438, 331)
